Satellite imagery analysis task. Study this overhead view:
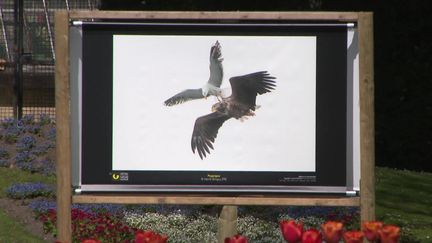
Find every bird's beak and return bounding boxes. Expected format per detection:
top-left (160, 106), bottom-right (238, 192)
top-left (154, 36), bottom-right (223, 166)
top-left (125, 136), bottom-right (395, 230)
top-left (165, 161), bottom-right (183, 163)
top-left (212, 106), bottom-right (216, 112)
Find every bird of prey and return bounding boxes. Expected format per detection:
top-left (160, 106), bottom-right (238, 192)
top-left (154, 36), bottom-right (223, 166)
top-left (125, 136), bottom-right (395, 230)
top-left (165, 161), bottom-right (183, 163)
top-left (164, 41), bottom-right (224, 106)
top-left (191, 71), bottom-right (276, 159)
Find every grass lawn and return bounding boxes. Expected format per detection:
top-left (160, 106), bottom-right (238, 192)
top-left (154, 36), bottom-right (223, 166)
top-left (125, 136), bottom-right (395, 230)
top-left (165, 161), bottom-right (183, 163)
top-left (0, 209), bottom-right (46, 243)
top-left (376, 167), bottom-right (432, 242)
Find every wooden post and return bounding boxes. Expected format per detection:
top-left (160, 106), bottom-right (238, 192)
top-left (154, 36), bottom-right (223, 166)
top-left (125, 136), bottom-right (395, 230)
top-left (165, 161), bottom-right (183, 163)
top-left (55, 11), bottom-right (72, 243)
top-left (217, 205), bottom-right (238, 243)
top-left (358, 12), bottom-right (375, 223)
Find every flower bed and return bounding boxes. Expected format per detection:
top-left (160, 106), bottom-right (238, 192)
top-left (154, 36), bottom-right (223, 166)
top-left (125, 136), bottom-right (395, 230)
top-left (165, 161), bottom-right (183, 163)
top-left (29, 200), bottom-right (366, 243)
top-left (278, 219), bottom-right (400, 243)
top-left (5, 182), bottom-right (54, 199)
top-left (0, 114), bottom-right (56, 175)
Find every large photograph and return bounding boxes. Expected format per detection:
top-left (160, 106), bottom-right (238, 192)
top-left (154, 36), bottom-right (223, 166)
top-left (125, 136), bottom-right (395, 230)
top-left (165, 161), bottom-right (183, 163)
top-left (112, 35), bottom-right (317, 172)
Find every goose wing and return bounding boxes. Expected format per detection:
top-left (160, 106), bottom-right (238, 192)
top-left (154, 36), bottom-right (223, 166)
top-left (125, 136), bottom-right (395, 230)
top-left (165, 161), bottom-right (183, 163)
top-left (208, 41), bottom-right (223, 87)
top-left (164, 88), bottom-right (204, 106)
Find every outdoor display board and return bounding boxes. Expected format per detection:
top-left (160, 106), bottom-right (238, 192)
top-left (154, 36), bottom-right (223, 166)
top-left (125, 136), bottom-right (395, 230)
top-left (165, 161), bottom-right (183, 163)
top-left (70, 19), bottom-right (361, 194)
top-left (56, 11), bottom-right (374, 242)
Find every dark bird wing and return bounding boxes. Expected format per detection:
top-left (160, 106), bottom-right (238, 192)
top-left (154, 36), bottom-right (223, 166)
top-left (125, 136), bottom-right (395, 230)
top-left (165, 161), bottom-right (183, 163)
top-left (191, 112), bottom-right (231, 159)
top-left (229, 71), bottom-right (276, 109)
top-left (208, 41), bottom-right (223, 87)
top-left (164, 89), bottom-right (204, 106)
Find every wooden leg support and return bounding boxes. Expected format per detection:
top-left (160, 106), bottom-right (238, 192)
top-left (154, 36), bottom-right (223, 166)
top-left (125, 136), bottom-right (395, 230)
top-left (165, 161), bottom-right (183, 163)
top-left (217, 205), bottom-right (238, 243)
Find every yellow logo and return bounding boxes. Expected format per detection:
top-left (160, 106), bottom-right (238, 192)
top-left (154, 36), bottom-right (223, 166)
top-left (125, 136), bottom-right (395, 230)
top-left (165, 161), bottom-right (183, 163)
top-left (112, 173), bottom-right (120, 180)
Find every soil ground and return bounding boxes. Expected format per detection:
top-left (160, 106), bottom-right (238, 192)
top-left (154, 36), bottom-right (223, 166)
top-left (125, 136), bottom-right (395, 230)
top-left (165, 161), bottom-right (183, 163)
top-left (0, 198), bottom-right (55, 242)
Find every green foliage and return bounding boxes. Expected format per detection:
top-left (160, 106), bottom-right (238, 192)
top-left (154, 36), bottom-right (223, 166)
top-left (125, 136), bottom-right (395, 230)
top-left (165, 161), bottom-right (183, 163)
top-left (237, 215), bottom-right (282, 242)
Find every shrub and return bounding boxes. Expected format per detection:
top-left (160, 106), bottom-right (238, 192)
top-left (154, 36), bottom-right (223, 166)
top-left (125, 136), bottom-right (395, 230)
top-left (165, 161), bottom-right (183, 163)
top-left (30, 200), bottom-right (130, 216)
top-left (39, 113), bottom-right (52, 126)
top-left (1, 117), bottom-right (15, 129)
top-left (31, 141), bottom-right (53, 156)
top-left (16, 135), bottom-right (37, 152)
top-left (21, 114), bottom-right (35, 126)
top-left (5, 182), bottom-right (55, 199)
top-left (125, 212), bottom-right (218, 243)
top-left (29, 199), bottom-right (56, 212)
top-left (0, 147), bottom-right (10, 159)
top-left (15, 151), bottom-right (36, 164)
top-left (16, 158), bottom-right (55, 175)
top-left (2, 126), bottom-right (22, 144)
top-left (0, 159), bottom-right (11, 168)
top-left (36, 208), bottom-right (138, 243)
top-left (238, 215), bottom-right (282, 242)
top-left (45, 127), bottom-right (56, 141)
top-left (24, 124), bottom-right (42, 134)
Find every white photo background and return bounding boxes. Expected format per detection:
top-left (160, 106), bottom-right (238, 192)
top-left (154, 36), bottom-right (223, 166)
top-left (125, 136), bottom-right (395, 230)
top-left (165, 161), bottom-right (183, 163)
top-left (112, 35), bottom-right (316, 172)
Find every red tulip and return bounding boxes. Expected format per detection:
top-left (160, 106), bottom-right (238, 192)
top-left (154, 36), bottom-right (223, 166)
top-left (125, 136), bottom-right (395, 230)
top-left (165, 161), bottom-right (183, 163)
top-left (301, 228), bottom-right (322, 243)
top-left (225, 234), bottom-right (248, 243)
top-left (343, 231), bottom-right (364, 243)
top-left (135, 230), bottom-right (168, 243)
top-left (362, 221), bottom-right (384, 242)
top-left (321, 221), bottom-right (343, 243)
top-left (280, 220), bottom-right (304, 242)
top-left (82, 240), bottom-right (101, 243)
top-left (379, 225), bottom-right (400, 243)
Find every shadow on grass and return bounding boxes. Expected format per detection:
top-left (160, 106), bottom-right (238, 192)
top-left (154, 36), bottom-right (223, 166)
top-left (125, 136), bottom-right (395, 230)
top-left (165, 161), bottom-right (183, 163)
top-left (0, 208), bottom-right (45, 243)
top-left (376, 167), bottom-right (432, 242)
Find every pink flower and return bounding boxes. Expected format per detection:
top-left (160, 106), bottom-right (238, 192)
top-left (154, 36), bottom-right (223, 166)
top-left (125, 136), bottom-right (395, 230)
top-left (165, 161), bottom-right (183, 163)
top-left (343, 231), bottom-right (364, 243)
top-left (379, 225), bottom-right (400, 243)
top-left (225, 234), bottom-right (248, 243)
top-left (362, 221), bottom-right (383, 242)
top-left (135, 230), bottom-right (168, 243)
top-left (321, 221), bottom-right (343, 243)
top-left (280, 220), bottom-right (304, 242)
top-left (301, 228), bottom-right (322, 243)
top-left (81, 239), bottom-right (101, 243)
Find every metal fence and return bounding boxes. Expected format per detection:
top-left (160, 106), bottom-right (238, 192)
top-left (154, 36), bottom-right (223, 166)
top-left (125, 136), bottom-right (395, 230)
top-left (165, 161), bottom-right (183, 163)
top-left (0, 0), bottom-right (98, 120)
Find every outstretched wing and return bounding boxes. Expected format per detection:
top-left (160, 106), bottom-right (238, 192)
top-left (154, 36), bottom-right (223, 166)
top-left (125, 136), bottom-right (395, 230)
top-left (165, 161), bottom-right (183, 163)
top-left (191, 112), bottom-right (231, 159)
top-left (208, 41), bottom-right (223, 87)
top-left (229, 71), bottom-right (276, 109)
top-left (164, 89), bottom-right (204, 106)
